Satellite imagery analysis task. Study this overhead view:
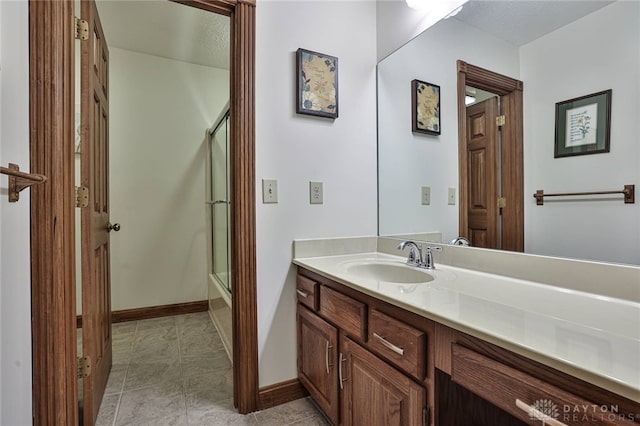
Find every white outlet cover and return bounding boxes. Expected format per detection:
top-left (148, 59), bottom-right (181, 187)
top-left (262, 179), bottom-right (278, 203)
top-left (310, 181), bottom-right (323, 204)
top-left (421, 186), bottom-right (431, 205)
top-left (448, 187), bottom-right (456, 205)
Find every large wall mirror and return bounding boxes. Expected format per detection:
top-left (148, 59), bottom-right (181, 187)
top-left (378, 0), bottom-right (639, 266)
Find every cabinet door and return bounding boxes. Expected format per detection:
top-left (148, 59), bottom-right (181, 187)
top-left (341, 336), bottom-right (426, 426)
top-left (298, 305), bottom-right (339, 424)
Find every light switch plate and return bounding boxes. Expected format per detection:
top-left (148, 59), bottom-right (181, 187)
top-left (262, 179), bottom-right (278, 203)
top-left (448, 187), bottom-right (456, 205)
top-left (310, 181), bottom-right (323, 204)
top-left (421, 186), bottom-right (431, 205)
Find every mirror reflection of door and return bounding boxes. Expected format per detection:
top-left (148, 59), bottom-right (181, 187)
top-left (464, 93), bottom-right (500, 248)
top-left (457, 61), bottom-right (524, 252)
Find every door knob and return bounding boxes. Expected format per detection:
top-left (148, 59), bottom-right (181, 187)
top-left (107, 223), bottom-right (121, 232)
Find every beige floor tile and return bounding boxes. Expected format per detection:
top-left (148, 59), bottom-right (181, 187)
top-left (179, 332), bottom-right (224, 357)
top-left (137, 316), bottom-right (177, 331)
top-left (105, 364), bottom-right (128, 395)
top-left (115, 382), bottom-right (185, 426)
top-left (113, 321), bottom-right (138, 335)
top-left (95, 393), bottom-right (120, 426)
top-left (184, 369), bottom-right (233, 410)
top-left (119, 412), bottom-right (188, 426)
top-left (286, 413), bottom-right (332, 426)
top-left (254, 398), bottom-right (319, 426)
top-left (133, 326), bottom-right (178, 347)
top-left (181, 349), bottom-right (231, 378)
top-left (123, 359), bottom-right (182, 391)
top-left (129, 339), bottom-right (180, 363)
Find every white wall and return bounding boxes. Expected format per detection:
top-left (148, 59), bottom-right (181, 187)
top-left (378, 17), bottom-right (520, 242)
top-left (108, 47), bottom-right (229, 311)
top-left (0, 0), bottom-right (33, 424)
top-left (521, 1), bottom-right (640, 265)
top-left (376, 0), bottom-right (467, 61)
top-left (256, 1), bottom-right (378, 386)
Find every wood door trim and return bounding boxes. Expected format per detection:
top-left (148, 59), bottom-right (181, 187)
top-left (29, 1), bottom-right (78, 424)
top-left (457, 60), bottom-right (524, 251)
top-left (76, 300), bottom-right (210, 327)
top-left (29, 0), bottom-right (258, 423)
top-left (258, 379), bottom-right (309, 410)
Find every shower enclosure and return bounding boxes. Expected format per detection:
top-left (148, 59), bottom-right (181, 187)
top-left (207, 104), bottom-right (232, 302)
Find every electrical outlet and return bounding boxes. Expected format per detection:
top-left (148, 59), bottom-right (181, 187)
top-left (421, 186), bottom-right (431, 205)
top-left (448, 187), bottom-right (456, 205)
top-left (310, 181), bottom-right (323, 204)
top-left (262, 179), bottom-right (278, 203)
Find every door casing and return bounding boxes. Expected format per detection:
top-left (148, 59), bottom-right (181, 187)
top-left (28, 1), bottom-right (257, 424)
top-left (457, 60), bottom-right (524, 252)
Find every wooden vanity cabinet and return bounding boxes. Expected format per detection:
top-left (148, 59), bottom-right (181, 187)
top-left (341, 335), bottom-right (426, 426)
top-left (436, 324), bottom-right (640, 425)
top-left (298, 305), bottom-right (339, 424)
top-left (297, 269), bottom-right (431, 426)
top-left (297, 267), bottom-right (640, 425)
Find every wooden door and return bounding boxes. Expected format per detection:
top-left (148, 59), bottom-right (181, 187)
top-left (80, 0), bottom-right (112, 424)
top-left (341, 336), bottom-right (425, 426)
top-left (298, 305), bottom-right (339, 424)
top-left (464, 97), bottom-right (500, 249)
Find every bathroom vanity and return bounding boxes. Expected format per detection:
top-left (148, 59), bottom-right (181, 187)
top-left (293, 243), bottom-right (640, 426)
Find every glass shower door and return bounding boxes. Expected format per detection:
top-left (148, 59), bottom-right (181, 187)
top-left (209, 111), bottom-right (231, 294)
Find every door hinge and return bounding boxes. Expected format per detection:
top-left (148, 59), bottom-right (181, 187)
top-left (76, 186), bottom-right (89, 208)
top-left (77, 356), bottom-right (91, 378)
top-left (74, 17), bottom-right (89, 40)
top-left (423, 406), bottom-right (430, 426)
top-left (498, 197), bottom-right (507, 208)
top-left (496, 115), bottom-right (506, 127)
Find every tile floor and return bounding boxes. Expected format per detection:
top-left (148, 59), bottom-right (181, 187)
top-left (79, 312), bottom-right (328, 426)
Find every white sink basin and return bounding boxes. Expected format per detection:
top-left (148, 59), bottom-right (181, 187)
top-left (344, 262), bottom-right (434, 284)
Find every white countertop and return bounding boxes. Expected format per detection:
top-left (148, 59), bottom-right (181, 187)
top-left (293, 252), bottom-right (640, 402)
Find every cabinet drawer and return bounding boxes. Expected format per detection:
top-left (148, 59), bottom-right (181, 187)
top-left (296, 275), bottom-right (318, 311)
top-left (369, 309), bottom-right (426, 380)
top-left (319, 286), bottom-right (366, 341)
top-left (452, 344), bottom-right (636, 425)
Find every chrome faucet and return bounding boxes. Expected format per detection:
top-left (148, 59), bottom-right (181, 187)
top-left (396, 241), bottom-right (423, 267)
top-left (449, 236), bottom-right (471, 246)
top-left (397, 241), bottom-right (443, 270)
top-left (423, 246), bottom-right (442, 270)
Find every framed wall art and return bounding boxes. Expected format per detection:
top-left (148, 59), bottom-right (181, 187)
top-left (296, 48), bottom-right (338, 119)
top-left (554, 89), bottom-right (611, 158)
top-left (411, 79), bottom-right (441, 135)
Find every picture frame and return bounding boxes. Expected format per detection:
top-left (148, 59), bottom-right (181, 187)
top-left (296, 48), bottom-right (338, 119)
top-left (411, 79), bottom-right (441, 135)
top-left (554, 89), bottom-right (611, 158)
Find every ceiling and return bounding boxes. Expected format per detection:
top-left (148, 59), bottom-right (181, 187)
top-left (95, 0), bottom-right (230, 69)
top-left (453, 0), bottom-right (615, 46)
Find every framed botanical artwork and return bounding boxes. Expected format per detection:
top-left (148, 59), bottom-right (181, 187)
top-left (411, 79), bottom-right (441, 135)
top-left (296, 48), bottom-right (338, 119)
top-left (554, 89), bottom-right (611, 158)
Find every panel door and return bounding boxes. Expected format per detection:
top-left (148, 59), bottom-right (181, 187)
top-left (80, 0), bottom-right (112, 424)
top-left (464, 97), bottom-right (500, 249)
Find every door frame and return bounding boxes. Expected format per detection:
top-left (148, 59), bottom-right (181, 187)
top-left (457, 60), bottom-right (524, 252)
top-left (28, 0), bottom-right (257, 423)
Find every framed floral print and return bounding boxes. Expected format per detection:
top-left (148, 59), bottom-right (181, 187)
top-left (296, 48), bottom-right (338, 119)
top-left (411, 79), bottom-right (441, 135)
top-left (554, 89), bottom-right (611, 158)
